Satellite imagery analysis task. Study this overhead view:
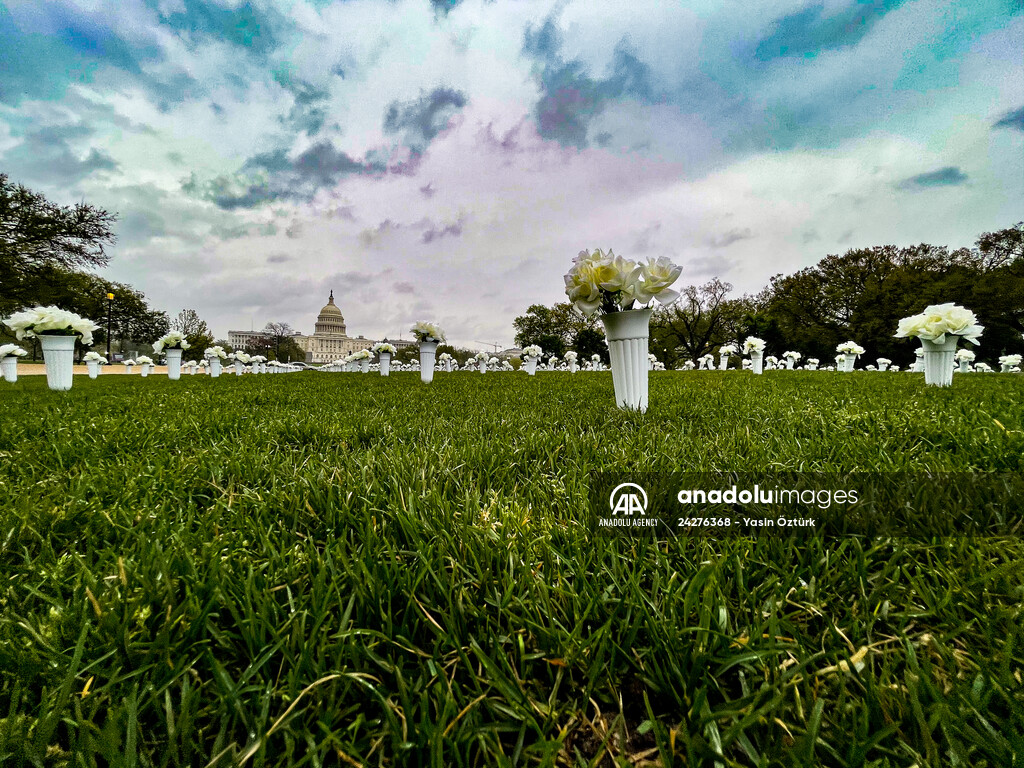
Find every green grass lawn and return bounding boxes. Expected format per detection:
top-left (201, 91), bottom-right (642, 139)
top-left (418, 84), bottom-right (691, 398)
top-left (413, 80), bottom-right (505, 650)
top-left (1, 371), bottom-right (1023, 767)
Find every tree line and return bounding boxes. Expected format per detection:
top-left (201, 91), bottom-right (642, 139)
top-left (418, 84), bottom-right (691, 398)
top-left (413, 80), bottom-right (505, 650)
top-left (0, 174), bottom-right (307, 362)
top-left (514, 223), bottom-right (1024, 368)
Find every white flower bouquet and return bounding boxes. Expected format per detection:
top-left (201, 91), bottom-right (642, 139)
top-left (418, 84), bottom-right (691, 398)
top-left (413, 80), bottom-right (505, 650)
top-left (3, 305), bottom-right (99, 345)
top-left (564, 351), bottom-right (578, 361)
top-left (123, 359), bottom-right (136, 366)
top-left (719, 344), bottom-right (738, 356)
top-left (204, 346), bottom-right (227, 359)
top-left (152, 331), bottom-right (190, 354)
top-left (564, 249), bottom-right (681, 316)
top-left (954, 349), bottom-right (975, 361)
top-left (411, 321), bottom-right (445, 343)
top-left (835, 354), bottom-right (847, 364)
top-left (783, 351), bottom-right (801, 361)
top-left (999, 354), bottom-right (1022, 371)
top-left (836, 342), bottom-right (865, 355)
top-left (83, 352), bottom-right (107, 363)
top-left (373, 342), bottom-right (398, 356)
top-left (0, 344), bottom-right (28, 360)
top-left (351, 349), bottom-right (372, 360)
top-left (474, 352), bottom-right (488, 362)
top-left (743, 337), bottom-right (766, 355)
top-left (895, 303), bottom-right (983, 346)
top-left (136, 355), bottom-right (154, 365)
top-left (522, 344), bottom-right (542, 360)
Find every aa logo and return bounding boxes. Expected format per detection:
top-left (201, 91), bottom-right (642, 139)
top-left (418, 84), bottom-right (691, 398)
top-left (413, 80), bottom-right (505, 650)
top-left (609, 483), bottom-right (648, 516)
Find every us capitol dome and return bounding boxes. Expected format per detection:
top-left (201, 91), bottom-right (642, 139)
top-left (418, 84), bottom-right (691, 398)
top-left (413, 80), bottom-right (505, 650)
top-left (295, 291), bottom-right (377, 363)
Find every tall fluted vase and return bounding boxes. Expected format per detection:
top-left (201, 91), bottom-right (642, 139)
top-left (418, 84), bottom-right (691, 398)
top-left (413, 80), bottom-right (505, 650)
top-left (524, 357), bottom-right (538, 376)
top-left (86, 361), bottom-right (101, 379)
top-left (750, 352), bottom-right (763, 375)
top-left (209, 358), bottom-right (222, 377)
top-left (718, 355), bottom-right (729, 371)
top-left (165, 348), bottom-right (183, 380)
top-left (379, 352), bottom-right (391, 377)
top-left (419, 342), bottom-right (437, 383)
top-left (40, 335), bottom-right (76, 391)
top-left (601, 307), bottom-right (652, 412)
top-left (922, 337), bottom-right (957, 387)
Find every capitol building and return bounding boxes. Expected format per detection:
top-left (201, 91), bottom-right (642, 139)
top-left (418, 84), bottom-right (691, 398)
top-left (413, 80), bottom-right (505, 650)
top-left (229, 291), bottom-right (415, 364)
top-left (293, 291), bottom-right (378, 363)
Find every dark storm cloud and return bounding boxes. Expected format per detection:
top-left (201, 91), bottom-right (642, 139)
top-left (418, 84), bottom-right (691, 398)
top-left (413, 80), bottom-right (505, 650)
top-left (3, 122), bottom-right (119, 185)
top-left (418, 213), bottom-right (466, 244)
top-left (993, 105), bottom-right (1024, 131)
top-left (752, 0), bottom-right (910, 62)
top-left (185, 141), bottom-right (385, 209)
top-left (274, 67), bottom-right (331, 135)
top-left (383, 87), bottom-right (468, 151)
top-left (895, 166), bottom-right (969, 190)
top-left (523, 17), bottom-right (657, 149)
top-left (150, 0), bottom-right (288, 58)
top-left (707, 227), bottom-right (754, 248)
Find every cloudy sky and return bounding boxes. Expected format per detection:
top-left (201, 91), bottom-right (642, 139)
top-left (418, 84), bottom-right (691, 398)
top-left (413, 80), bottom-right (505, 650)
top-left (1, 0), bottom-right (1021, 347)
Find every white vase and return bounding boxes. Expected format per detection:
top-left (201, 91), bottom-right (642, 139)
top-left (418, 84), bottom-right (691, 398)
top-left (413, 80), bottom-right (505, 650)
top-left (718, 355), bottom-right (729, 370)
top-left (419, 341), bottom-right (437, 383)
top-left (379, 352), bottom-right (391, 377)
top-left (234, 361), bottom-right (244, 375)
top-left (140, 365), bottom-right (150, 377)
top-left (524, 357), bottom-right (538, 376)
top-left (958, 360), bottom-right (970, 373)
top-left (842, 355), bottom-right (856, 372)
top-left (124, 365), bottom-right (134, 375)
top-left (165, 348), bottom-right (182, 380)
top-left (807, 363), bottom-right (818, 371)
top-left (602, 307), bottom-right (652, 412)
top-left (359, 359), bottom-right (369, 373)
top-left (189, 366), bottom-right (196, 375)
top-left (785, 359), bottom-right (794, 370)
top-left (922, 336), bottom-right (958, 387)
top-left (209, 358), bottom-right (222, 377)
top-left (568, 361), bottom-right (578, 373)
top-left (478, 361), bottom-right (487, 373)
top-left (1, 357), bottom-right (18, 383)
top-left (86, 360), bottom-right (100, 379)
top-left (750, 352), bottom-right (763, 375)
top-left (40, 335), bottom-right (76, 391)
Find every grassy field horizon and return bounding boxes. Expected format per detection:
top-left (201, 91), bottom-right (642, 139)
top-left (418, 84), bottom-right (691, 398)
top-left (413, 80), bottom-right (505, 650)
top-left (2, 371), bottom-right (1022, 766)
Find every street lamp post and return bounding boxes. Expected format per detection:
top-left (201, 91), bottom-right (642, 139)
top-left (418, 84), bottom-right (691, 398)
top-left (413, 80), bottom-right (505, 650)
top-left (106, 293), bottom-right (114, 360)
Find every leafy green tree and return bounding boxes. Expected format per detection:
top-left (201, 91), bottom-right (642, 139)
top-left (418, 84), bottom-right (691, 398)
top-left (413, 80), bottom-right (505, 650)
top-left (0, 174), bottom-right (117, 315)
top-left (513, 302), bottom-right (601, 358)
top-left (650, 278), bottom-right (733, 366)
top-left (171, 309), bottom-right (215, 361)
